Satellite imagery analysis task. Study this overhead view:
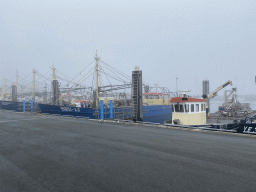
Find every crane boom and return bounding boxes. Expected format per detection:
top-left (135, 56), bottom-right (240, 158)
top-left (207, 80), bottom-right (232, 100)
top-left (204, 80), bottom-right (232, 116)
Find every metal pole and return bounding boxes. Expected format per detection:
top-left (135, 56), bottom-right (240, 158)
top-left (176, 78), bottom-right (178, 97)
top-left (52, 64), bottom-right (56, 80)
top-left (31, 99), bottom-right (33, 112)
top-left (2, 79), bottom-right (6, 99)
top-left (33, 69), bottom-right (36, 101)
top-left (100, 100), bottom-right (104, 120)
top-left (21, 85), bottom-right (23, 99)
top-left (110, 100), bottom-right (113, 118)
top-left (16, 70), bottom-right (18, 95)
top-left (23, 99), bottom-right (25, 112)
top-left (95, 51), bottom-right (100, 108)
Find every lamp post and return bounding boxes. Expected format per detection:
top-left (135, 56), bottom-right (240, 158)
top-left (176, 78), bottom-right (178, 97)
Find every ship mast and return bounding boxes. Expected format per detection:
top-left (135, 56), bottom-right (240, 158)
top-left (51, 63), bottom-right (60, 105)
top-left (16, 70), bottom-right (18, 94)
top-left (33, 69), bottom-right (36, 101)
top-left (95, 51), bottom-right (100, 108)
top-left (2, 79), bottom-right (6, 100)
top-left (52, 63), bottom-right (56, 80)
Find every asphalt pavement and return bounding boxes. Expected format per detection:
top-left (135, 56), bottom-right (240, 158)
top-left (0, 110), bottom-right (256, 192)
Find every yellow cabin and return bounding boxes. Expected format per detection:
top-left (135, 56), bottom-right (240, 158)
top-left (143, 92), bottom-right (170, 106)
top-left (170, 97), bottom-right (207, 125)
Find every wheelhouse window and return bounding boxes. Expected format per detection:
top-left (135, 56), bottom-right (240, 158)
top-left (185, 104), bottom-right (189, 112)
top-left (144, 95), bottom-right (149, 99)
top-left (196, 104), bottom-right (199, 112)
top-left (201, 104), bottom-right (204, 111)
top-left (175, 104), bottom-right (184, 112)
top-left (191, 104), bottom-right (194, 112)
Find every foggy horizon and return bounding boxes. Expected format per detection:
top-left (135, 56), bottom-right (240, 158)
top-left (1, 0), bottom-right (256, 97)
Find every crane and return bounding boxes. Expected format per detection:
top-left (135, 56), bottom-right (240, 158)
top-left (203, 80), bottom-right (232, 115)
top-left (203, 80), bottom-right (232, 100)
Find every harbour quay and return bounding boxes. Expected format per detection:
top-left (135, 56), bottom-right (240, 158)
top-left (0, 110), bottom-right (256, 192)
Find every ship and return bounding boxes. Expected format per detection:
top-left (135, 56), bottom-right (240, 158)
top-left (217, 88), bottom-right (252, 117)
top-left (142, 92), bottom-right (172, 124)
top-left (38, 93), bottom-right (172, 124)
top-left (37, 52), bottom-right (172, 124)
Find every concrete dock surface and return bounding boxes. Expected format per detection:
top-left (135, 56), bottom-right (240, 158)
top-left (0, 110), bottom-right (256, 192)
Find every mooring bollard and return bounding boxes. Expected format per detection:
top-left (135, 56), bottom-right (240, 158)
top-left (110, 100), bottom-right (113, 118)
top-left (100, 100), bottom-right (104, 120)
top-left (31, 100), bottom-right (33, 112)
top-left (23, 99), bottom-right (25, 112)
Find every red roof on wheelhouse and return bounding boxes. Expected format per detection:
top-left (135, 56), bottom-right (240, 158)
top-left (170, 97), bottom-right (207, 103)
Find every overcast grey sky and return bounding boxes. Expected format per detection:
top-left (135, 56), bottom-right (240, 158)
top-left (1, 0), bottom-right (256, 96)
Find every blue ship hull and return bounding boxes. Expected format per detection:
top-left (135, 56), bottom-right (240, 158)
top-left (0, 101), bottom-right (24, 111)
top-left (0, 101), bottom-right (172, 124)
top-left (38, 104), bottom-right (172, 124)
top-left (143, 105), bottom-right (172, 124)
top-left (0, 100), bottom-right (39, 112)
top-left (38, 104), bottom-right (133, 119)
